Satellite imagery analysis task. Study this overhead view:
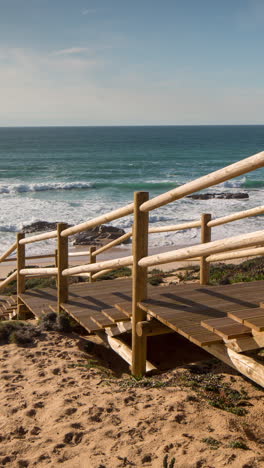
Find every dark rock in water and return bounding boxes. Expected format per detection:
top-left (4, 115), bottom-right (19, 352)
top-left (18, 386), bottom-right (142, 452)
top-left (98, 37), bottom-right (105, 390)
top-left (22, 221), bottom-right (72, 233)
top-left (72, 225), bottom-right (129, 246)
top-left (188, 192), bottom-right (249, 200)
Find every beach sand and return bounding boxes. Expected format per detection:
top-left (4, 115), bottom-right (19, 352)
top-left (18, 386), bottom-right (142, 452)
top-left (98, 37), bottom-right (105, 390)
top-left (0, 328), bottom-right (264, 467)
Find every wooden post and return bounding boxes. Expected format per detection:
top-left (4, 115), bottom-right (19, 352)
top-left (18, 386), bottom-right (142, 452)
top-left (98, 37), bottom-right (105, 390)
top-left (17, 232), bottom-right (26, 319)
top-left (132, 191), bottom-right (149, 377)
top-left (200, 213), bottom-right (211, 285)
top-left (55, 248), bottom-right (58, 287)
top-left (57, 223), bottom-right (68, 312)
top-left (89, 246), bottom-right (96, 283)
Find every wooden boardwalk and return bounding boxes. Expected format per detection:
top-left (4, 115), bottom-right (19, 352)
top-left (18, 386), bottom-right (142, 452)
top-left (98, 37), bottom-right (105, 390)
top-left (18, 279), bottom-right (264, 350)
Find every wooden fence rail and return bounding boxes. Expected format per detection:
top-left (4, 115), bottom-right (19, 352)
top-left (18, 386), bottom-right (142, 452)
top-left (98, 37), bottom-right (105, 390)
top-left (140, 150), bottom-right (264, 212)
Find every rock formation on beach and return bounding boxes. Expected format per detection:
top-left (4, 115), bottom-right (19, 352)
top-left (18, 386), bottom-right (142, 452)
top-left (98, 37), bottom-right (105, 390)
top-left (22, 221), bottom-right (128, 247)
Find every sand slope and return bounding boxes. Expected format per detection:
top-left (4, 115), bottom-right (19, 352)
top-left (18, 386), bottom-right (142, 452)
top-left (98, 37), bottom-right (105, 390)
top-left (0, 330), bottom-right (264, 468)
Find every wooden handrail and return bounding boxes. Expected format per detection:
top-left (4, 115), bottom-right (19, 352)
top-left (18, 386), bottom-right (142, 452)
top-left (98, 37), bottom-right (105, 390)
top-left (92, 268), bottom-right (114, 280)
top-left (0, 271), bottom-right (17, 290)
top-left (19, 267), bottom-right (58, 275)
top-left (208, 205), bottom-right (264, 228)
top-left (140, 150), bottom-right (264, 212)
top-left (138, 230), bottom-right (264, 267)
top-left (91, 231), bottom-right (132, 257)
top-left (0, 242), bottom-right (17, 263)
top-left (2, 253), bottom-right (55, 262)
top-left (60, 203), bottom-right (134, 237)
top-left (19, 230), bottom-right (57, 245)
top-left (62, 255), bottom-right (133, 276)
top-left (206, 246), bottom-right (264, 262)
top-left (148, 220), bottom-right (201, 233)
top-left (68, 251), bottom-right (90, 257)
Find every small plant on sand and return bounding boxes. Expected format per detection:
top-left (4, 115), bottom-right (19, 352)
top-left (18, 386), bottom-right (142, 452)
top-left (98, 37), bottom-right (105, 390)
top-left (228, 440), bottom-right (249, 450)
top-left (201, 437), bottom-right (221, 450)
top-left (163, 454), bottom-right (176, 468)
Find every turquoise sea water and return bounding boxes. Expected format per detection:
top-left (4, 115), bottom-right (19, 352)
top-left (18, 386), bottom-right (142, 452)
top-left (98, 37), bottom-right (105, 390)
top-left (0, 126), bottom-right (264, 255)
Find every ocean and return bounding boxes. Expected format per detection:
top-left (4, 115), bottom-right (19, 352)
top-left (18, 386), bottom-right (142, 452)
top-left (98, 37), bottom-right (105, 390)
top-left (0, 125), bottom-right (264, 256)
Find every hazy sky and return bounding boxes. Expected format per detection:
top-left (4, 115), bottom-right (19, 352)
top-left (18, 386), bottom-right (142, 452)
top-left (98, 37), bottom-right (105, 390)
top-left (0, 0), bottom-right (264, 126)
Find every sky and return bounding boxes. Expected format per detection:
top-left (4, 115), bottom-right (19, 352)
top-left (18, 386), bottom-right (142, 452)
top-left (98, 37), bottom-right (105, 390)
top-left (0, 0), bottom-right (264, 126)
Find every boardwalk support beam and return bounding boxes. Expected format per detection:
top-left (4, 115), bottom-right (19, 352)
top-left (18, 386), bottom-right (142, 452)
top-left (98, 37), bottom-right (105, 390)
top-left (204, 343), bottom-right (264, 387)
top-left (132, 191), bottom-right (149, 377)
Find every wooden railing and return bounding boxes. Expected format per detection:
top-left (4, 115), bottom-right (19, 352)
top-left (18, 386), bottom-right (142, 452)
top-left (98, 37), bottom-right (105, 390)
top-left (1, 150), bottom-right (264, 375)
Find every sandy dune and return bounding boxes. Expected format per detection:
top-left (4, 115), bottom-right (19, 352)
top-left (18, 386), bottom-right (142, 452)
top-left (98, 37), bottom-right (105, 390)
top-left (0, 328), bottom-right (264, 468)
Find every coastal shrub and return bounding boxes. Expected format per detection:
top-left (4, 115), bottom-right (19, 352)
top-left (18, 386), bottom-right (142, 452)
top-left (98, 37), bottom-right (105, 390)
top-left (228, 440), bottom-right (249, 450)
top-left (39, 311), bottom-right (72, 333)
top-left (201, 437), bottom-right (221, 449)
top-left (57, 313), bottom-right (72, 332)
top-left (0, 321), bottom-right (40, 346)
top-left (39, 311), bottom-right (58, 331)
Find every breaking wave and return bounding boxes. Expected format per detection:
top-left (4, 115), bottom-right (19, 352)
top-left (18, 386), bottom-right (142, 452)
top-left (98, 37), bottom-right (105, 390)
top-left (0, 181), bottom-right (94, 194)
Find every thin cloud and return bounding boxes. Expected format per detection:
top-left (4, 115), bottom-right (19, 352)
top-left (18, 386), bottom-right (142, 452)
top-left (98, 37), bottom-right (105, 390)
top-left (81, 8), bottom-right (97, 16)
top-left (51, 47), bottom-right (91, 56)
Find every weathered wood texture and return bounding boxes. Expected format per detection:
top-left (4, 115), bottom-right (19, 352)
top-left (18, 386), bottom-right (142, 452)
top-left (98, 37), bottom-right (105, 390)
top-left (92, 232), bottom-right (132, 257)
top-left (206, 246), bottom-right (264, 262)
top-left (139, 230), bottom-right (264, 268)
top-left (0, 242), bottom-right (17, 263)
top-left (17, 232), bottom-right (25, 318)
top-left (19, 230), bottom-right (57, 244)
top-left (17, 278), bottom-right (264, 386)
top-left (132, 192), bottom-right (149, 377)
top-left (19, 267), bottom-right (58, 275)
top-left (0, 271), bottom-right (17, 290)
top-left (57, 223), bottom-right (69, 311)
top-left (148, 220), bottom-right (201, 233)
top-left (89, 246), bottom-right (96, 283)
top-left (200, 213), bottom-right (211, 285)
top-left (62, 255), bottom-right (133, 276)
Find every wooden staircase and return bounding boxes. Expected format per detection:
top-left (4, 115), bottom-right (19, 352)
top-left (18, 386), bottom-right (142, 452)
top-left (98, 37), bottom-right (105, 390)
top-left (0, 295), bottom-right (18, 320)
top-left (16, 279), bottom-right (264, 350)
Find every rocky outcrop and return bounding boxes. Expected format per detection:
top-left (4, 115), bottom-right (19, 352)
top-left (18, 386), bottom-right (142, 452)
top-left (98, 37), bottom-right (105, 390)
top-left (22, 221), bottom-right (71, 233)
top-left (72, 225), bottom-right (128, 246)
top-left (21, 221), bottom-right (128, 247)
top-left (188, 192), bottom-right (249, 200)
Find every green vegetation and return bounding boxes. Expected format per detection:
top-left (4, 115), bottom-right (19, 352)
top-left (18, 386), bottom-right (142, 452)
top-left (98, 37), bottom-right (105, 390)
top-left (228, 440), bottom-right (249, 450)
top-left (0, 311), bottom-right (74, 347)
top-left (0, 321), bottom-right (41, 346)
top-left (201, 437), bottom-right (221, 449)
top-left (97, 266), bottom-right (132, 280)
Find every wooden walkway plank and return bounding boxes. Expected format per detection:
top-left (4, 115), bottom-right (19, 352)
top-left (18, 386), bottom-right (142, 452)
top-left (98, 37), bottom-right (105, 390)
top-left (201, 317), bottom-right (252, 339)
top-left (228, 308), bottom-right (264, 322)
top-left (102, 308), bottom-right (131, 323)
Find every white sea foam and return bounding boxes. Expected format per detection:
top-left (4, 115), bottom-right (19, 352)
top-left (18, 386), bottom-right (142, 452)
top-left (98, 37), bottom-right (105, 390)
top-left (0, 181), bottom-right (94, 194)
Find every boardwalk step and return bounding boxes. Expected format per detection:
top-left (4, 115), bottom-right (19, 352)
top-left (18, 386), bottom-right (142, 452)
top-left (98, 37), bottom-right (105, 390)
top-left (61, 303), bottom-right (103, 333)
top-left (102, 308), bottom-right (131, 323)
top-left (228, 308), bottom-right (264, 332)
top-left (114, 301), bottom-right (132, 317)
top-left (201, 317), bottom-right (252, 339)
